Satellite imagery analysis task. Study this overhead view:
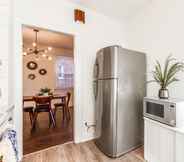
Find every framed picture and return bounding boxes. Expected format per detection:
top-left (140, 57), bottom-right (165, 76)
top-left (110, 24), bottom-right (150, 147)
top-left (27, 61), bottom-right (38, 70)
top-left (39, 69), bottom-right (47, 75)
top-left (28, 74), bottom-right (36, 80)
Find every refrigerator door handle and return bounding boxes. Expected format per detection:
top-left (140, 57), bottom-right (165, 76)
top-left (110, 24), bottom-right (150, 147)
top-left (94, 62), bottom-right (99, 79)
top-left (93, 81), bottom-right (98, 99)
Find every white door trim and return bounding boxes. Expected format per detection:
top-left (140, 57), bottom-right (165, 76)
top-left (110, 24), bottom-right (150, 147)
top-left (13, 20), bottom-right (80, 160)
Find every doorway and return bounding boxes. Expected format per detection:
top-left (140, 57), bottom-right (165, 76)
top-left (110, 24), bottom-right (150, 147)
top-left (22, 25), bottom-right (74, 154)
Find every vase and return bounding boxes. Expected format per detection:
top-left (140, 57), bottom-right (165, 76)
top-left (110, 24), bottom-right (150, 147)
top-left (158, 88), bottom-right (169, 99)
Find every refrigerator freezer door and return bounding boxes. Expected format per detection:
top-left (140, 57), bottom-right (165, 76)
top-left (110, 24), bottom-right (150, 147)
top-left (94, 46), bottom-right (119, 80)
top-left (95, 78), bottom-right (118, 157)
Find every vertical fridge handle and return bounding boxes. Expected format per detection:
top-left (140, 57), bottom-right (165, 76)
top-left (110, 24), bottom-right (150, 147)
top-left (94, 62), bottom-right (99, 79)
top-left (93, 81), bottom-right (98, 99)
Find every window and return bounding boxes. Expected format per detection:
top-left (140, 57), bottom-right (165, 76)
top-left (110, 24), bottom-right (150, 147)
top-left (55, 56), bottom-right (74, 89)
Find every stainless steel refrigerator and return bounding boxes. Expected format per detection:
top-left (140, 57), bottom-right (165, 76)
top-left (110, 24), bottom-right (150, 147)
top-left (94, 45), bottom-right (146, 157)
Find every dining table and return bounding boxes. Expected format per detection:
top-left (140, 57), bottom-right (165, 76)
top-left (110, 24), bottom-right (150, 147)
top-left (23, 94), bottom-right (67, 102)
top-left (23, 93), bottom-right (69, 130)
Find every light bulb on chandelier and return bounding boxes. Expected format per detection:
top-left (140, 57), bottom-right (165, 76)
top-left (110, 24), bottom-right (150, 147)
top-left (42, 53), bottom-right (46, 58)
top-left (23, 52), bottom-right (27, 56)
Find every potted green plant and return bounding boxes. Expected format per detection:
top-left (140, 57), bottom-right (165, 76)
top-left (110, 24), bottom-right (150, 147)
top-left (40, 87), bottom-right (51, 96)
top-left (148, 55), bottom-right (184, 99)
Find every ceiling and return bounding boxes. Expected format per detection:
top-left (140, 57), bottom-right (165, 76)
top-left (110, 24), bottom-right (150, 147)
top-left (23, 26), bottom-right (74, 49)
top-left (69, 0), bottom-right (151, 21)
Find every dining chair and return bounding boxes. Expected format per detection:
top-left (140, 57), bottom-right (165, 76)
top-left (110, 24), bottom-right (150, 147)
top-left (54, 92), bottom-right (71, 122)
top-left (23, 101), bottom-right (34, 126)
top-left (32, 96), bottom-right (56, 130)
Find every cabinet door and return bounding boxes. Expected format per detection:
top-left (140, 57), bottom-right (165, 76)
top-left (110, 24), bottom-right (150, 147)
top-left (144, 120), bottom-right (160, 162)
top-left (159, 126), bottom-right (175, 162)
top-left (144, 119), bottom-right (175, 162)
top-left (176, 133), bottom-right (184, 162)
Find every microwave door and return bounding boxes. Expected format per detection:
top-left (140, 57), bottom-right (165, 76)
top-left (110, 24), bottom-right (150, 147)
top-left (144, 102), bottom-right (165, 122)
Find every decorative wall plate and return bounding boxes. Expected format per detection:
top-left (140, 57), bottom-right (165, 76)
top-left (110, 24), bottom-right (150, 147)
top-left (39, 69), bottom-right (47, 75)
top-left (28, 74), bottom-right (36, 80)
top-left (27, 61), bottom-right (38, 70)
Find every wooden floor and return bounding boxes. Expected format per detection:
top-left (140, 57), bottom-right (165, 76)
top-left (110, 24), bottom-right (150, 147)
top-left (23, 141), bottom-right (145, 162)
top-left (23, 107), bottom-right (73, 154)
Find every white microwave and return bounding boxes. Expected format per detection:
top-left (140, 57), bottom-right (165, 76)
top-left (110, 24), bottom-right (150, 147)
top-left (143, 97), bottom-right (184, 127)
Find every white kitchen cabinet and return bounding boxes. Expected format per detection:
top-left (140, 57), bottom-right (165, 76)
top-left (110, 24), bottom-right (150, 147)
top-left (144, 118), bottom-right (175, 162)
top-left (176, 132), bottom-right (184, 162)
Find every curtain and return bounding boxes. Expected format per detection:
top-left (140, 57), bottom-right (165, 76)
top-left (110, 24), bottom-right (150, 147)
top-left (55, 56), bottom-right (74, 89)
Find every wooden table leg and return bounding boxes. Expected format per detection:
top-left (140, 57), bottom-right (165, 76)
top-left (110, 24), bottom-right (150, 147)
top-left (31, 112), bottom-right (38, 131)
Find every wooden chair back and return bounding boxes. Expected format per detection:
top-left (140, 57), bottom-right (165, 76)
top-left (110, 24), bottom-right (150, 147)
top-left (34, 96), bottom-right (52, 108)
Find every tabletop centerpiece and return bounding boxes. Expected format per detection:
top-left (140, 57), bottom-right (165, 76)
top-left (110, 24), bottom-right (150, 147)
top-left (39, 87), bottom-right (52, 96)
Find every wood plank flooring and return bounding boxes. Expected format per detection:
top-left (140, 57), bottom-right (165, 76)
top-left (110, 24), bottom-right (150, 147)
top-left (23, 107), bottom-right (73, 154)
top-left (23, 141), bottom-right (145, 162)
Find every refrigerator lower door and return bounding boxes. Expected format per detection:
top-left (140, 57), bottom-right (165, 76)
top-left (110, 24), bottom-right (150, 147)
top-left (95, 78), bottom-right (118, 157)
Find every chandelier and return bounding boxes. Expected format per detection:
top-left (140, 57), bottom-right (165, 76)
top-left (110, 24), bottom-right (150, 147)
top-left (23, 29), bottom-right (52, 61)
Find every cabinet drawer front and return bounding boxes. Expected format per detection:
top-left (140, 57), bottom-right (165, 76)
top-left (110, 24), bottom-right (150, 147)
top-left (0, 77), bottom-right (8, 105)
top-left (0, 27), bottom-right (9, 59)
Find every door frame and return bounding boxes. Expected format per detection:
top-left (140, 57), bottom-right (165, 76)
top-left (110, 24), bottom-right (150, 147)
top-left (13, 21), bottom-right (78, 160)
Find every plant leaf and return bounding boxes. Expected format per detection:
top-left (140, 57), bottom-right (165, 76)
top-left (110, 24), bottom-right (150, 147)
top-left (148, 55), bottom-right (184, 89)
top-left (166, 77), bottom-right (179, 87)
top-left (163, 55), bottom-right (175, 88)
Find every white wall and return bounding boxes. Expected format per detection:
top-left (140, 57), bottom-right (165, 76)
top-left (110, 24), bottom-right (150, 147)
top-left (13, 0), bottom-right (126, 158)
top-left (125, 0), bottom-right (184, 98)
top-left (23, 55), bottom-right (55, 96)
top-left (23, 44), bottom-right (73, 96)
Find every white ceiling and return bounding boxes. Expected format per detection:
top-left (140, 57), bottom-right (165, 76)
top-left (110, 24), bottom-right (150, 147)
top-left (23, 26), bottom-right (74, 49)
top-left (69, 0), bottom-right (151, 21)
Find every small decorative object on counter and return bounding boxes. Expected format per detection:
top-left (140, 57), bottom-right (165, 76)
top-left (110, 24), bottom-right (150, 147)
top-left (148, 55), bottom-right (184, 99)
top-left (40, 87), bottom-right (51, 96)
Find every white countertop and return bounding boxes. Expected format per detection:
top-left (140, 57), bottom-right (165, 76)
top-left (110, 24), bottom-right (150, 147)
top-left (144, 96), bottom-right (184, 103)
top-left (144, 117), bottom-right (184, 135)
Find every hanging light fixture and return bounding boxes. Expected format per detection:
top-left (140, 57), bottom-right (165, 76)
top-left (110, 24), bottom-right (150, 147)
top-left (23, 29), bottom-right (52, 61)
